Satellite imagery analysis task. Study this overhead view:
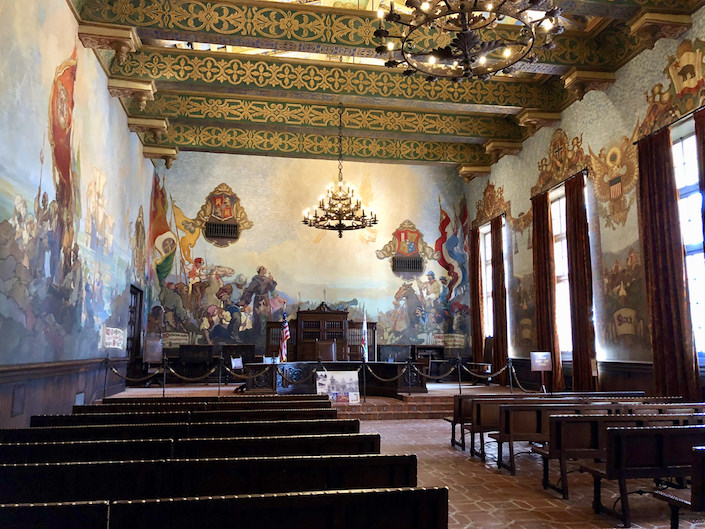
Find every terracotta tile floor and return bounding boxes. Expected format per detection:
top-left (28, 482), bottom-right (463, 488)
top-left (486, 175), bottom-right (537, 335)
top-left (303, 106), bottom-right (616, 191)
top-left (360, 419), bottom-right (705, 529)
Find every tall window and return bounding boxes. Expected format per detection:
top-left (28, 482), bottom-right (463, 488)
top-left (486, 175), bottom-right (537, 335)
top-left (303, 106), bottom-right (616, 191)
top-left (479, 223), bottom-right (493, 336)
top-left (671, 119), bottom-right (705, 355)
top-left (550, 188), bottom-right (573, 353)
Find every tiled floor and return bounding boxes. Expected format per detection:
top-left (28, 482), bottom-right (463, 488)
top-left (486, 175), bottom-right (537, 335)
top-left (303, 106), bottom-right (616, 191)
top-left (360, 419), bottom-right (705, 529)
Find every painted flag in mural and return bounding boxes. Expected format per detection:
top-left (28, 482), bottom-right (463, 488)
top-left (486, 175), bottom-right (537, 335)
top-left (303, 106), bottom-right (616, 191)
top-left (361, 308), bottom-right (368, 362)
top-left (435, 199), bottom-right (462, 297)
top-left (148, 172), bottom-right (177, 285)
top-left (279, 310), bottom-right (291, 362)
top-left (172, 202), bottom-right (201, 264)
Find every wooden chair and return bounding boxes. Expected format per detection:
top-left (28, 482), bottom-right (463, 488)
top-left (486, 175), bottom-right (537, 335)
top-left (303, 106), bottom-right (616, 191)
top-left (316, 340), bottom-right (337, 361)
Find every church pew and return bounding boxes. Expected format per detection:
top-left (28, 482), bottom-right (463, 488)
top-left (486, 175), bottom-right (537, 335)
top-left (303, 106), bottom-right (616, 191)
top-left (101, 394), bottom-right (330, 404)
top-left (533, 412), bottom-right (705, 499)
top-left (580, 424), bottom-right (705, 528)
top-left (174, 433), bottom-right (381, 458)
top-left (0, 454), bottom-right (417, 503)
top-left (0, 438), bottom-right (174, 463)
top-left (0, 500), bottom-right (110, 529)
top-left (653, 446), bottom-right (705, 529)
top-left (30, 407), bottom-right (338, 427)
top-left (0, 419), bottom-right (360, 443)
top-left (0, 487), bottom-right (449, 529)
top-left (0, 433), bottom-right (380, 463)
top-left (74, 398), bottom-right (332, 413)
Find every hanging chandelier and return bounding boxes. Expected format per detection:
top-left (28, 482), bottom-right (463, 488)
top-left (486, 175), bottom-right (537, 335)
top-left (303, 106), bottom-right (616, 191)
top-left (302, 103), bottom-right (378, 238)
top-left (374, 0), bottom-right (564, 82)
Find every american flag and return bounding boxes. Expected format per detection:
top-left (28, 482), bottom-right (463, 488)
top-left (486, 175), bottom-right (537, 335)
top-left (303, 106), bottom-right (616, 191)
top-left (279, 310), bottom-right (290, 363)
top-left (361, 309), bottom-right (368, 362)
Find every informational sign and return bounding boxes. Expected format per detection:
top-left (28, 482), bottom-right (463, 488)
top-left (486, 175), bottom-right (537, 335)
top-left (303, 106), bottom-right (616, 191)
top-left (530, 351), bottom-right (552, 372)
top-left (102, 327), bottom-right (126, 349)
top-left (316, 371), bottom-right (360, 404)
top-left (161, 332), bottom-right (190, 349)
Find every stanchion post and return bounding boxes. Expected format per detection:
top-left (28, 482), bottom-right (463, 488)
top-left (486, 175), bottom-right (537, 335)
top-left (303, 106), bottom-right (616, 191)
top-left (362, 356), bottom-right (367, 403)
top-left (507, 358), bottom-right (514, 394)
top-left (457, 356), bottom-right (462, 394)
top-left (103, 355), bottom-right (109, 400)
top-left (162, 352), bottom-right (167, 397)
top-left (407, 356), bottom-right (413, 396)
top-left (217, 350), bottom-right (223, 398)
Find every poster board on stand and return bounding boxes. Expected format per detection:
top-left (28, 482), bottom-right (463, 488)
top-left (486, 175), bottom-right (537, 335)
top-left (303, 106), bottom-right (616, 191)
top-left (316, 371), bottom-right (360, 404)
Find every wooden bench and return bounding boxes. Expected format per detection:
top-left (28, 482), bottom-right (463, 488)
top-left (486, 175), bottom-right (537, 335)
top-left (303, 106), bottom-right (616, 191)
top-left (0, 438), bottom-right (174, 463)
top-left (579, 424), bottom-right (705, 527)
top-left (0, 433), bottom-right (381, 463)
top-left (0, 487), bottom-right (449, 529)
top-left (31, 408), bottom-right (338, 427)
top-left (0, 454), bottom-right (417, 503)
top-left (653, 445), bottom-right (705, 528)
top-left (0, 419), bottom-right (360, 443)
top-left (534, 412), bottom-right (705, 499)
top-left (443, 391), bottom-right (647, 452)
top-left (101, 394), bottom-right (330, 404)
top-left (74, 398), bottom-right (333, 413)
top-left (489, 401), bottom-right (638, 475)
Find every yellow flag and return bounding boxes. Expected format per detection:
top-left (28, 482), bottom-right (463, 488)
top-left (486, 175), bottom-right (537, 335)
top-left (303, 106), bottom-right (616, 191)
top-left (172, 203), bottom-right (200, 263)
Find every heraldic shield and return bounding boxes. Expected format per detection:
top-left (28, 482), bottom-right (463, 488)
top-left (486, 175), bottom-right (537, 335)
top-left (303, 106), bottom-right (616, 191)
top-left (196, 183), bottom-right (253, 248)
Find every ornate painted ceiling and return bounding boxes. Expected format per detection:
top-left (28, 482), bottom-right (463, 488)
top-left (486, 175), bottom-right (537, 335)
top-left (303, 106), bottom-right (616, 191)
top-left (73, 0), bottom-right (704, 175)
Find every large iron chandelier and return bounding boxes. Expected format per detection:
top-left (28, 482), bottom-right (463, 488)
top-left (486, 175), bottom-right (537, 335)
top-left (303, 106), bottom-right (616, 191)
top-left (302, 103), bottom-right (378, 238)
top-left (374, 0), bottom-right (564, 81)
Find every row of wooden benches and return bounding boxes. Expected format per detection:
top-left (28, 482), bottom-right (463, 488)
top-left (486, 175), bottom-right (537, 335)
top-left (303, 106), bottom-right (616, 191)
top-left (446, 391), bottom-right (705, 527)
top-left (0, 393), bottom-right (448, 529)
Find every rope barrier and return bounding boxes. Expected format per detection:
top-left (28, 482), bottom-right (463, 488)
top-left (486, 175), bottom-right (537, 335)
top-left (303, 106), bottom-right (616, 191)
top-left (166, 364), bottom-right (218, 382)
top-left (460, 362), bottom-right (508, 379)
top-left (222, 364), bottom-right (272, 380)
top-left (277, 368), bottom-right (315, 385)
top-left (510, 364), bottom-right (542, 393)
top-left (410, 363), bottom-right (457, 381)
top-left (109, 366), bottom-right (162, 383)
top-left (365, 364), bottom-right (408, 382)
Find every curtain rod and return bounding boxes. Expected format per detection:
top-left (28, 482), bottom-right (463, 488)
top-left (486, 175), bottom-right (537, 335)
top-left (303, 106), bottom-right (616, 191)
top-left (530, 167), bottom-right (588, 200)
top-left (633, 105), bottom-right (704, 145)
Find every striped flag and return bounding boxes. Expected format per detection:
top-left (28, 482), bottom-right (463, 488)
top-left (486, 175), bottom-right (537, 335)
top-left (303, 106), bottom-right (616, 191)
top-left (279, 310), bottom-right (290, 363)
top-left (361, 309), bottom-right (368, 362)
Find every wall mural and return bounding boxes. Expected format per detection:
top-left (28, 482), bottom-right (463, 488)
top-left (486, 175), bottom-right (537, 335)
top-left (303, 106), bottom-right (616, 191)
top-left (147, 154), bottom-right (470, 356)
top-left (0, 2), bottom-right (152, 367)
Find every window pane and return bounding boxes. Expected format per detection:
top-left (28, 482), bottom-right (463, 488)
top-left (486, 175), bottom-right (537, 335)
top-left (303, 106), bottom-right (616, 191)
top-left (686, 253), bottom-right (705, 354)
top-left (678, 193), bottom-right (704, 248)
top-left (673, 135), bottom-right (700, 189)
top-left (555, 279), bottom-right (573, 353)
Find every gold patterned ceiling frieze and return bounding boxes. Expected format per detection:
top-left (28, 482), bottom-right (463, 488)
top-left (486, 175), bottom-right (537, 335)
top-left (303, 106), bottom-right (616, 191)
top-left (110, 48), bottom-right (565, 109)
top-left (129, 93), bottom-right (524, 141)
top-left (153, 123), bottom-right (491, 164)
top-left (79, 0), bottom-right (700, 75)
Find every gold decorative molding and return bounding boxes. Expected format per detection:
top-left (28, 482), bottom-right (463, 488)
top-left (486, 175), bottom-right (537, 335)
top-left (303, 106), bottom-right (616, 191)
top-left (457, 164), bottom-right (491, 183)
top-left (516, 109), bottom-right (562, 136)
top-left (561, 68), bottom-right (616, 101)
top-left (628, 12), bottom-right (691, 48)
top-left (484, 140), bottom-right (523, 163)
top-left (77, 24), bottom-right (141, 65)
top-left (473, 182), bottom-right (510, 227)
top-left (143, 145), bottom-right (178, 169)
top-left (107, 78), bottom-right (156, 111)
top-left (127, 117), bottom-right (169, 142)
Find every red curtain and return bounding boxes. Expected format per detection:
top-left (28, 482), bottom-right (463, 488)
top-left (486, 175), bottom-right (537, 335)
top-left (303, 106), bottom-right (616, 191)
top-left (565, 171), bottom-right (597, 391)
top-left (637, 128), bottom-right (701, 400)
top-left (532, 193), bottom-right (565, 392)
top-left (491, 216), bottom-right (509, 386)
top-left (469, 227), bottom-right (485, 364)
top-left (693, 108), bottom-right (705, 251)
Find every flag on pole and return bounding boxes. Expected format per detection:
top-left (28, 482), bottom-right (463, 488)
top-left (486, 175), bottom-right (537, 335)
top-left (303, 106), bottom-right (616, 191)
top-left (361, 308), bottom-right (368, 362)
top-left (279, 310), bottom-right (290, 363)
